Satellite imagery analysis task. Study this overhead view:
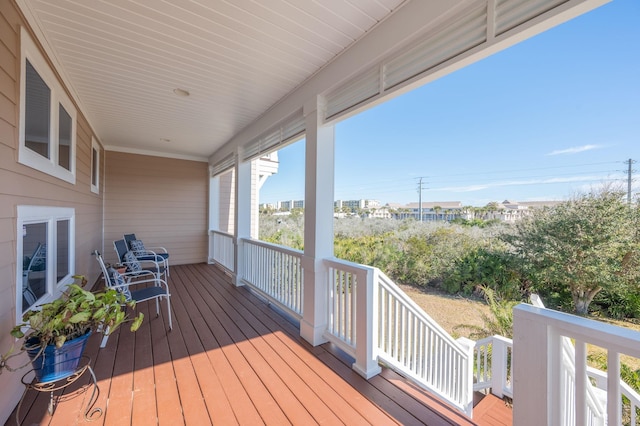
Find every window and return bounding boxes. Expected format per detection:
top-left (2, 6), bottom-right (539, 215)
top-left (90, 137), bottom-right (100, 194)
top-left (19, 27), bottom-right (76, 184)
top-left (17, 206), bottom-right (75, 320)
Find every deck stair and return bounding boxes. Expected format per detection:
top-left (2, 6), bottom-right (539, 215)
top-left (473, 394), bottom-right (513, 425)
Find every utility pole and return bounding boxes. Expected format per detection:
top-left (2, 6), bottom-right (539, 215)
top-left (416, 177), bottom-right (426, 221)
top-left (626, 158), bottom-right (636, 204)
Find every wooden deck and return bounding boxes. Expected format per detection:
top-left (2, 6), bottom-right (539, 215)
top-left (9, 263), bottom-right (507, 425)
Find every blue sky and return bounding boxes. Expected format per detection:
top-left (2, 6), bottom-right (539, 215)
top-left (260, 0), bottom-right (639, 207)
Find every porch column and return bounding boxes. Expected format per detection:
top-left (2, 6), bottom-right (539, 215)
top-left (234, 154), bottom-right (252, 286)
top-left (512, 304), bottom-right (551, 426)
top-left (300, 96), bottom-right (334, 346)
top-left (207, 169), bottom-right (220, 263)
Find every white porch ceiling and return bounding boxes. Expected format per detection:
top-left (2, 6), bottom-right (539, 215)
top-left (17, 0), bottom-right (407, 161)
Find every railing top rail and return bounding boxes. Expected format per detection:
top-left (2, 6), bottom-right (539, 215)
top-left (515, 303), bottom-right (640, 358)
top-left (323, 256), bottom-right (375, 275)
top-left (241, 237), bottom-right (304, 256)
top-left (474, 335), bottom-right (513, 347)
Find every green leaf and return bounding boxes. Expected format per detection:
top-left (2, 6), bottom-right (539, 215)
top-left (130, 313), bottom-right (144, 332)
top-left (69, 311), bottom-right (91, 323)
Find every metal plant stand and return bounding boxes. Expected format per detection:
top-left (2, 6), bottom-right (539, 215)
top-left (16, 356), bottom-right (102, 424)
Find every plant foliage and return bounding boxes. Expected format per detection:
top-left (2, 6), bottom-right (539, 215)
top-left (502, 188), bottom-right (640, 315)
top-left (1, 281), bottom-right (143, 374)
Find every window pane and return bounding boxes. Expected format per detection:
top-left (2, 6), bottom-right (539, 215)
top-left (58, 104), bottom-right (72, 170)
top-left (25, 60), bottom-right (51, 158)
top-left (91, 147), bottom-right (98, 186)
top-left (56, 220), bottom-right (70, 282)
top-left (22, 223), bottom-right (47, 312)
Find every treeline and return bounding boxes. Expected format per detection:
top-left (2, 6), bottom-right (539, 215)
top-left (259, 188), bottom-right (640, 319)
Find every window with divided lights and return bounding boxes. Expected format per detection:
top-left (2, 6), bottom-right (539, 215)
top-left (19, 27), bottom-right (76, 184)
top-left (17, 206), bottom-right (75, 320)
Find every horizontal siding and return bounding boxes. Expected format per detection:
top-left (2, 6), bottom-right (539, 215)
top-left (0, 2), bottom-right (23, 420)
top-left (0, 2), bottom-right (105, 424)
top-left (104, 151), bottom-right (208, 266)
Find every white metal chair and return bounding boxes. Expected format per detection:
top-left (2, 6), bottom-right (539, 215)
top-left (124, 233), bottom-right (170, 276)
top-left (93, 250), bottom-right (172, 347)
top-left (113, 239), bottom-right (167, 281)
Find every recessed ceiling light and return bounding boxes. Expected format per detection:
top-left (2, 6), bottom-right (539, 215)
top-left (173, 88), bottom-right (190, 97)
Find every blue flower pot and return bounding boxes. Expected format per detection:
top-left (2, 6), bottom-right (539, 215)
top-left (26, 331), bottom-right (91, 383)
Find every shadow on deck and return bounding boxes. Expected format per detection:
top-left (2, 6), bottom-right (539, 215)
top-left (9, 263), bottom-right (509, 425)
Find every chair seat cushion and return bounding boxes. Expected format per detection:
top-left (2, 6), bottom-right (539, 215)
top-left (130, 286), bottom-right (168, 303)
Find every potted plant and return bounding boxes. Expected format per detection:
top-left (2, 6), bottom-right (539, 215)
top-left (0, 276), bottom-right (143, 382)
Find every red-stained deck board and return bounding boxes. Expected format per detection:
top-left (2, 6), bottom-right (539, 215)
top-left (473, 394), bottom-right (513, 426)
top-left (102, 305), bottom-right (136, 426)
top-left (178, 266), bottom-right (338, 425)
top-left (147, 297), bottom-right (183, 425)
top-left (130, 301), bottom-right (159, 426)
top-left (7, 263), bottom-right (491, 426)
top-left (167, 272), bottom-right (238, 425)
top-left (188, 264), bottom-right (394, 426)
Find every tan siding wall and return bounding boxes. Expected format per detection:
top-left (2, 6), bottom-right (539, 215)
top-left (103, 151), bottom-right (208, 267)
top-left (0, 1), bottom-right (104, 422)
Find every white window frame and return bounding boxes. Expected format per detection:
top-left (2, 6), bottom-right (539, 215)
top-left (18, 27), bottom-right (76, 184)
top-left (90, 137), bottom-right (100, 194)
top-left (16, 206), bottom-right (76, 323)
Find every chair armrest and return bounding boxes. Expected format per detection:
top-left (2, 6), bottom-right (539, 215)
top-left (119, 270), bottom-right (156, 279)
top-left (108, 278), bottom-right (170, 295)
top-left (144, 246), bottom-right (168, 254)
top-left (134, 250), bottom-right (166, 262)
top-left (121, 277), bottom-right (169, 290)
top-left (122, 258), bottom-right (163, 271)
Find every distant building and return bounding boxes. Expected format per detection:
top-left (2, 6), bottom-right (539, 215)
top-left (335, 199), bottom-right (380, 212)
top-left (264, 197), bottom-right (561, 222)
top-left (386, 201), bottom-right (470, 221)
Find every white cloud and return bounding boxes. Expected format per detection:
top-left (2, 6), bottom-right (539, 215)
top-left (432, 175), bottom-right (610, 193)
top-left (546, 144), bottom-right (603, 156)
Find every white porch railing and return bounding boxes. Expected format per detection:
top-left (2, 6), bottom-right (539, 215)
top-left (240, 238), bottom-right (304, 318)
top-left (587, 366), bottom-right (640, 426)
top-left (323, 257), bottom-right (473, 416)
top-left (473, 335), bottom-right (513, 399)
top-left (209, 230), bottom-right (235, 273)
top-left (513, 303), bottom-right (640, 426)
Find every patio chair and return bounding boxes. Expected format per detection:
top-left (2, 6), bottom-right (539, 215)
top-left (123, 233), bottom-right (170, 276)
top-left (93, 250), bottom-right (172, 347)
top-left (114, 239), bottom-right (167, 281)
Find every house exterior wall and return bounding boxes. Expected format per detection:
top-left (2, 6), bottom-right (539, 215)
top-left (103, 151), bottom-right (208, 266)
top-left (0, 1), bottom-right (104, 421)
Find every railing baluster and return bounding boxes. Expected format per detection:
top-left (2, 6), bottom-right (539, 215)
top-left (238, 239), bottom-right (303, 318)
top-left (322, 258), bottom-right (472, 416)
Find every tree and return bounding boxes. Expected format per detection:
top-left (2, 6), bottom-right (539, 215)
top-left (503, 188), bottom-right (639, 315)
top-left (485, 202), bottom-right (500, 219)
top-left (433, 205), bottom-right (442, 221)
